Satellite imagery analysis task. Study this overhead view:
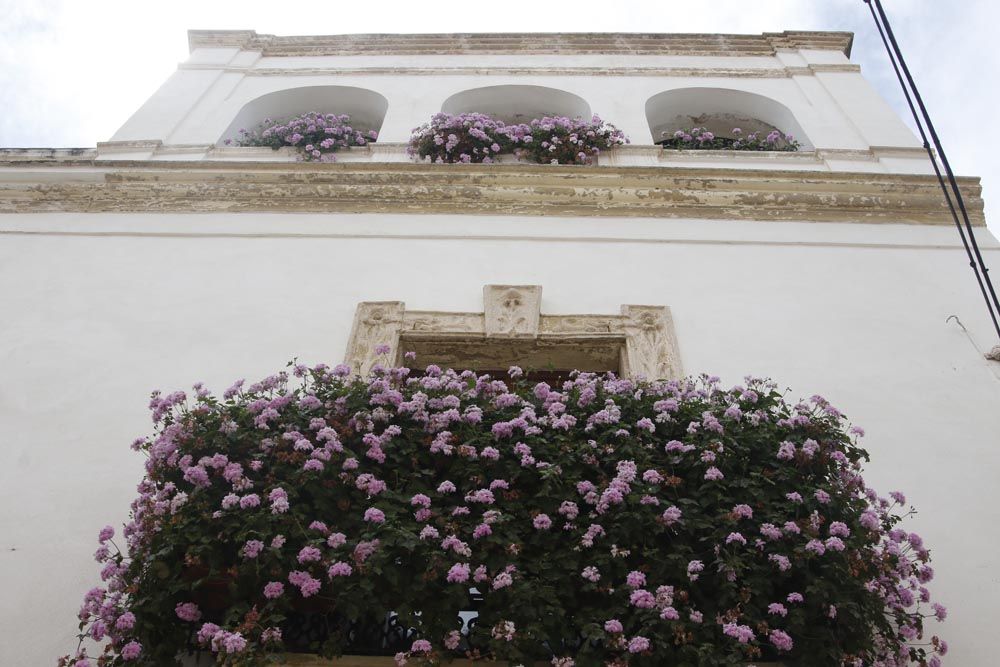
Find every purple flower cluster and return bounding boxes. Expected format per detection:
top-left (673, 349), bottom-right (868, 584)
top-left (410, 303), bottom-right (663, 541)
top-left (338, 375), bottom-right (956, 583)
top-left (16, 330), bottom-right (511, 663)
top-left (408, 112), bottom-right (627, 165)
top-left (60, 362), bottom-right (945, 667)
top-left (407, 112), bottom-right (513, 164)
top-left (660, 126), bottom-right (801, 152)
top-left (510, 114), bottom-right (628, 165)
top-left (235, 112), bottom-right (378, 162)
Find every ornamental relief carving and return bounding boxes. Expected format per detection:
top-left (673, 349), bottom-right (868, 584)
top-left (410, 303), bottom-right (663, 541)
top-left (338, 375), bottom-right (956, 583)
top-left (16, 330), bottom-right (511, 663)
top-left (620, 305), bottom-right (683, 381)
top-left (344, 286), bottom-right (682, 380)
top-left (345, 302), bottom-right (404, 377)
top-left (541, 315), bottom-right (624, 335)
top-left (484, 285), bottom-right (542, 338)
top-left (403, 312), bottom-right (483, 334)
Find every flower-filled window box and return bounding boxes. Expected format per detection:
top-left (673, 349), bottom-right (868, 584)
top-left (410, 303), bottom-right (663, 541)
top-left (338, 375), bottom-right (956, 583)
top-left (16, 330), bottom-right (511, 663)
top-left (408, 113), bottom-right (628, 165)
top-left (233, 113), bottom-right (379, 162)
top-left (659, 127), bottom-right (801, 152)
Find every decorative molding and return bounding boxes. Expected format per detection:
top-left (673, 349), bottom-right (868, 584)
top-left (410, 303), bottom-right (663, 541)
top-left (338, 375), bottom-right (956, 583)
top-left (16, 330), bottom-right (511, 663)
top-left (0, 159), bottom-right (983, 225)
top-left (150, 144), bottom-right (215, 155)
top-left (95, 140), bottom-right (163, 152)
top-left (177, 64), bottom-right (860, 78)
top-left (402, 311), bottom-right (483, 335)
top-left (484, 285), bottom-right (542, 338)
top-left (207, 146), bottom-right (300, 160)
top-left (540, 315), bottom-right (623, 335)
top-left (786, 64), bottom-right (861, 76)
top-left (345, 286), bottom-right (683, 380)
top-left (344, 301), bottom-right (404, 377)
top-left (653, 147), bottom-right (824, 164)
top-left (620, 305), bottom-right (684, 381)
top-left (188, 29), bottom-right (259, 52)
top-left (867, 145), bottom-right (936, 157)
top-left (84, 143), bottom-right (928, 165)
top-left (188, 30), bottom-right (854, 57)
top-left (0, 147), bottom-right (96, 161)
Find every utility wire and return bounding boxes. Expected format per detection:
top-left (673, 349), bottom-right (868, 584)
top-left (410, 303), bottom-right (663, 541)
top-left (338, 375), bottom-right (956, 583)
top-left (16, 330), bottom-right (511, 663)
top-left (864, 0), bottom-right (1000, 341)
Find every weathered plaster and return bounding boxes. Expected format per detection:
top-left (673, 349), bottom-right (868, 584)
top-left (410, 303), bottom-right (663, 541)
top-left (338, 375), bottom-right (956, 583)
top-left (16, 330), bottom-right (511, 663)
top-left (175, 64), bottom-right (861, 78)
top-left (0, 160), bottom-right (983, 225)
top-left (187, 30), bottom-right (854, 57)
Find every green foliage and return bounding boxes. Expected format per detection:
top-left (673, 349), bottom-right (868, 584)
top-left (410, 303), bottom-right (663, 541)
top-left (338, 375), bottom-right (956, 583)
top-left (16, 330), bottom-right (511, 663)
top-left (63, 364), bottom-right (944, 667)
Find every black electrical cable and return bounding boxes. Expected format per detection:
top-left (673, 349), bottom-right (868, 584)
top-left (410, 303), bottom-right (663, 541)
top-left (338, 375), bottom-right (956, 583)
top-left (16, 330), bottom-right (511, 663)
top-left (863, 1), bottom-right (989, 326)
top-left (864, 0), bottom-right (1000, 341)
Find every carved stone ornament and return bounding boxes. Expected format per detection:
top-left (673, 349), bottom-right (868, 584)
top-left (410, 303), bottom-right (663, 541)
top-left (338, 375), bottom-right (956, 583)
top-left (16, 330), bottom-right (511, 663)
top-left (620, 305), bottom-right (684, 381)
top-left (344, 286), bottom-right (683, 380)
top-left (484, 285), bottom-right (542, 338)
top-left (344, 302), bottom-right (404, 377)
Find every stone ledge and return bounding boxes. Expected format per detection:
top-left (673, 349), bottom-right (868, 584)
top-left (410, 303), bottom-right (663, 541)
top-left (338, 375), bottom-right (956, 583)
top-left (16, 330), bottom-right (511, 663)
top-left (0, 160), bottom-right (983, 225)
top-left (187, 30), bottom-right (853, 57)
top-left (79, 143), bottom-right (932, 174)
top-left (0, 147), bottom-right (97, 161)
top-left (177, 64), bottom-right (860, 78)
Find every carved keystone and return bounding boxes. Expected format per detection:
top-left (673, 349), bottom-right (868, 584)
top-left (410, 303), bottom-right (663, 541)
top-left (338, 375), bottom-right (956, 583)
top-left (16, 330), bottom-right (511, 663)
top-left (484, 285), bottom-right (542, 338)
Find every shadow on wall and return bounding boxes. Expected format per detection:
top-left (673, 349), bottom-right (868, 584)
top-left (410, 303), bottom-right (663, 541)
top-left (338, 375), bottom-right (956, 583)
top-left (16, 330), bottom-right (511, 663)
top-left (645, 87), bottom-right (812, 147)
top-left (218, 86), bottom-right (389, 144)
top-left (441, 85), bottom-right (591, 124)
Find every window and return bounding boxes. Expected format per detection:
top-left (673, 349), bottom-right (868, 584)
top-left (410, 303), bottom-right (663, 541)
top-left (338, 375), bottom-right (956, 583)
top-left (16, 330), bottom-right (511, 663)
top-left (344, 285), bottom-right (682, 381)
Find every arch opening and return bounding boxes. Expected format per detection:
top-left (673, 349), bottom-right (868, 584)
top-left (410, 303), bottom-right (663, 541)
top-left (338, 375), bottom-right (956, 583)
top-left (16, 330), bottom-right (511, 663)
top-left (219, 86), bottom-right (389, 144)
top-left (441, 85), bottom-right (591, 124)
top-left (644, 88), bottom-right (812, 148)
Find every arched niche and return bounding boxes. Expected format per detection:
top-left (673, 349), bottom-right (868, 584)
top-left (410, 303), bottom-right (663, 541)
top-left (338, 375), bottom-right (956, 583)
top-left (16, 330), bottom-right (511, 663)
top-left (441, 85), bottom-right (591, 124)
top-left (645, 88), bottom-right (812, 148)
top-left (219, 86), bottom-right (389, 144)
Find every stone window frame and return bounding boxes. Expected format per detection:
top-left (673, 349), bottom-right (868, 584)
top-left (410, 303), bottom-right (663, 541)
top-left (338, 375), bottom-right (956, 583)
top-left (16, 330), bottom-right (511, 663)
top-left (344, 285), bottom-right (682, 380)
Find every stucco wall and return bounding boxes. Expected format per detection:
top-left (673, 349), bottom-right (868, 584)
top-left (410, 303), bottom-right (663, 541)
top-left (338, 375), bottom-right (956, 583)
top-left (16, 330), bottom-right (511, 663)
top-left (109, 45), bottom-right (919, 155)
top-left (1, 212), bottom-right (998, 665)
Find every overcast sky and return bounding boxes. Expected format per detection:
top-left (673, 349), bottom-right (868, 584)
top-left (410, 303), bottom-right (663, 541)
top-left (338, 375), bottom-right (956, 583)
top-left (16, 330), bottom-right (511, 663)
top-left (1, 0), bottom-right (997, 236)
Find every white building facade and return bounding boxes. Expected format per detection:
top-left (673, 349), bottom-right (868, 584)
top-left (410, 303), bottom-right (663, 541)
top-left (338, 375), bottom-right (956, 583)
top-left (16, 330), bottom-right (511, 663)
top-left (1, 30), bottom-right (998, 665)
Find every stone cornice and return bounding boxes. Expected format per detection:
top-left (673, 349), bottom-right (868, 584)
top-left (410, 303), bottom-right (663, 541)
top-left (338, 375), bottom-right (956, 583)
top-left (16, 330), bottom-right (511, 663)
top-left (188, 30), bottom-right (853, 58)
top-left (0, 160), bottom-right (982, 225)
top-left (175, 63), bottom-right (861, 78)
top-left (0, 147), bottom-right (98, 161)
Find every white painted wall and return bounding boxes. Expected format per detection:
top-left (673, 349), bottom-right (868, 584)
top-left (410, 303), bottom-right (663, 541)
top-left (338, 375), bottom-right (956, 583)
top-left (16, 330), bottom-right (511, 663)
top-left (109, 46), bottom-right (919, 155)
top-left (1, 212), bottom-right (998, 666)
